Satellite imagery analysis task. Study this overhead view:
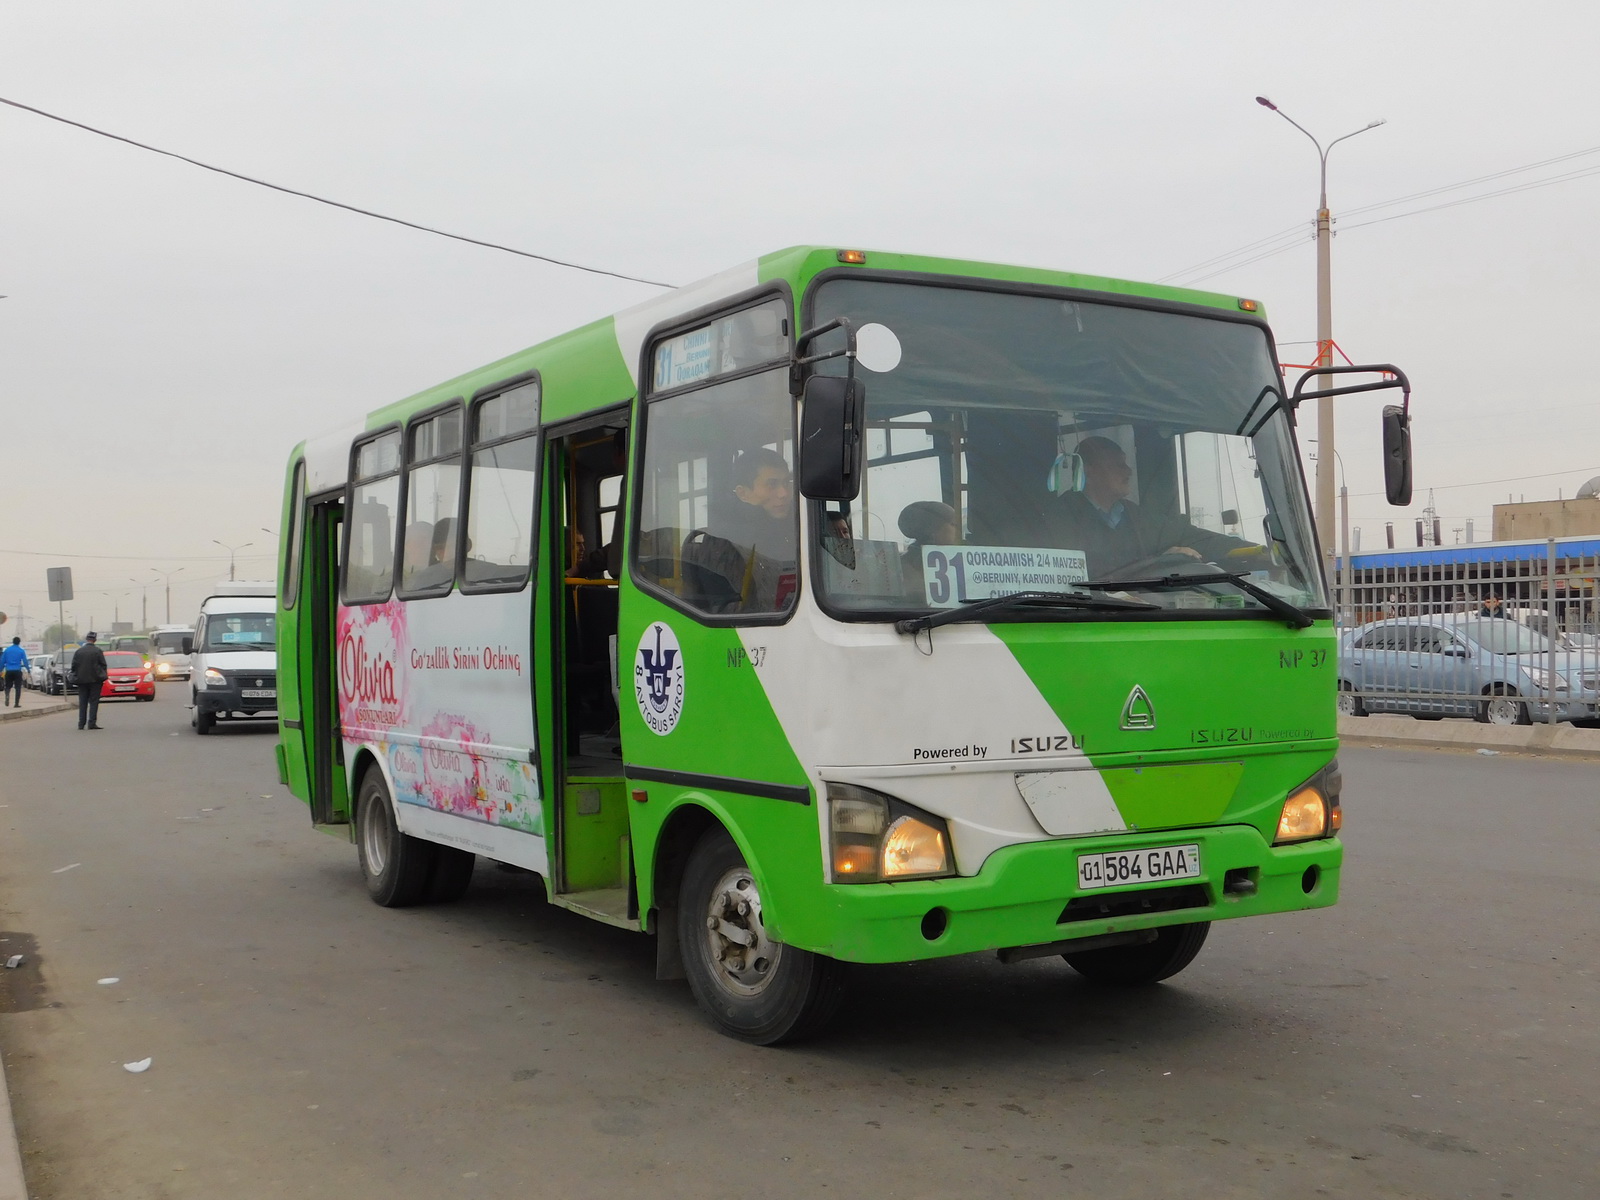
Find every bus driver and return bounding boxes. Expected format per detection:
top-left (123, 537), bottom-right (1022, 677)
top-left (680, 448), bottom-right (798, 613)
top-left (1055, 436), bottom-right (1257, 580)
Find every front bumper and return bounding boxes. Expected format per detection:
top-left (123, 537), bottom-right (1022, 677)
top-left (100, 678), bottom-right (155, 699)
top-left (784, 824), bottom-right (1340, 964)
top-left (196, 685), bottom-right (277, 717)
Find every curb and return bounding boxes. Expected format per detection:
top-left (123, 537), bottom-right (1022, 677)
top-left (1339, 714), bottom-right (1600, 760)
top-left (0, 699), bottom-right (73, 726)
top-left (0, 1046), bottom-right (25, 1200)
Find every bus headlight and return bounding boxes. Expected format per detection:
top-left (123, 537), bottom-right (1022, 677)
top-left (204, 668), bottom-right (229, 688)
top-left (828, 783), bottom-right (954, 883)
top-left (155, 663), bottom-right (171, 675)
top-left (1274, 760), bottom-right (1342, 844)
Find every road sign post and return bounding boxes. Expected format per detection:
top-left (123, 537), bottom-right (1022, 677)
top-left (47, 567), bottom-right (74, 653)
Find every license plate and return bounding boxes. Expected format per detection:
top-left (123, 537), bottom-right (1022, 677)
top-left (1077, 844), bottom-right (1201, 891)
top-left (114, 685), bottom-right (134, 691)
top-left (241, 689), bottom-right (275, 699)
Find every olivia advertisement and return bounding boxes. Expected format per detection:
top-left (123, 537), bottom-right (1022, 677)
top-left (337, 600), bottom-right (409, 734)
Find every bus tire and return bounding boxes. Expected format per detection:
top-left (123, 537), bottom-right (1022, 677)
top-left (355, 768), bottom-right (434, 907)
top-left (194, 698), bottom-right (214, 735)
top-left (1063, 921), bottom-right (1210, 985)
top-left (678, 829), bottom-right (844, 1045)
top-left (424, 846), bottom-right (476, 903)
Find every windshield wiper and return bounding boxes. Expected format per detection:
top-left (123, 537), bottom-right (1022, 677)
top-left (894, 589), bottom-right (1158, 635)
top-left (1084, 570), bottom-right (1314, 629)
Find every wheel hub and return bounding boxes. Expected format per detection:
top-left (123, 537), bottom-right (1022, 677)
top-left (701, 867), bottom-right (780, 997)
top-left (361, 794), bottom-right (390, 875)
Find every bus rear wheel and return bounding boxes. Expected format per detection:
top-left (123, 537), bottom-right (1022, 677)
top-left (356, 769), bottom-right (435, 907)
top-left (678, 829), bottom-right (844, 1045)
top-left (1063, 921), bottom-right (1210, 985)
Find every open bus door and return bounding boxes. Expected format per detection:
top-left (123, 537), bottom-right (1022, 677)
top-left (279, 476), bottom-right (349, 831)
top-left (544, 416), bottom-right (633, 925)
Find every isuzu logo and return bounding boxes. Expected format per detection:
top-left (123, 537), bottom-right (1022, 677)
top-left (1120, 685), bottom-right (1156, 730)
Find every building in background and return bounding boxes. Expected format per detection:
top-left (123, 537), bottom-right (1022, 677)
top-left (1492, 476), bottom-right (1600, 540)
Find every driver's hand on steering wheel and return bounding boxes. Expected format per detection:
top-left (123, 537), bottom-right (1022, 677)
top-left (1162, 546), bottom-right (1202, 559)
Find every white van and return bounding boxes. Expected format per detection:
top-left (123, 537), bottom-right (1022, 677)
top-left (188, 581), bottom-right (277, 735)
top-left (149, 624), bottom-right (196, 681)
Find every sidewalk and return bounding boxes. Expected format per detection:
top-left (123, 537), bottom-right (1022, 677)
top-left (1339, 713), bottom-right (1600, 759)
top-left (0, 686), bottom-right (73, 726)
top-left (0, 693), bottom-right (71, 1199)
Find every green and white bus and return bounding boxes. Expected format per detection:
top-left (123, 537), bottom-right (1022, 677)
top-left (274, 246), bottom-right (1412, 1043)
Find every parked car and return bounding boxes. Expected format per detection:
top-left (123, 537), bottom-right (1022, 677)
top-left (99, 650), bottom-right (155, 702)
top-left (26, 654), bottom-right (52, 691)
top-left (44, 650), bottom-right (78, 696)
top-left (1338, 615), bottom-right (1600, 725)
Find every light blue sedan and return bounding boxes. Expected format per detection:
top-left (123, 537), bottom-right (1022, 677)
top-left (1337, 615), bottom-right (1600, 725)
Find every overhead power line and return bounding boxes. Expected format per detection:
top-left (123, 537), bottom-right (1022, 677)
top-left (0, 95), bottom-right (676, 289)
top-left (1164, 137), bottom-right (1600, 286)
top-left (1347, 464), bottom-right (1600, 500)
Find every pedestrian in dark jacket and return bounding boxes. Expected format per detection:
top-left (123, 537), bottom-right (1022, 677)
top-left (71, 632), bottom-right (109, 730)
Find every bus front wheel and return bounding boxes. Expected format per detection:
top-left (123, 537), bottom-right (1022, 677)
top-left (356, 769), bottom-right (434, 907)
top-left (678, 830), bottom-right (844, 1045)
top-left (1063, 921), bottom-right (1210, 985)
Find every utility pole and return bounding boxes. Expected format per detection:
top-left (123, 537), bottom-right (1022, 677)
top-left (1339, 483), bottom-right (1350, 623)
top-left (1256, 97), bottom-right (1385, 587)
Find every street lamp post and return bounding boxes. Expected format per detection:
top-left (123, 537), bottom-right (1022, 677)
top-left (129, 578), bottom-right (148, 630)
top-left (212, 540), bottom-right (253, 582)
top-left (151, 567), bottom-right (185, 625)
top-left (1255, 96), bottom-right (1385, 586)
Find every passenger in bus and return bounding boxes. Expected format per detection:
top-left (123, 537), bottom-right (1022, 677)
top-left (572, 430), bottom-right (628, 580)
top-left (1054, 436), bottom-right (1257, 580)
top-left (402, 521), bottom-right (434, 573)
top-left (898, 500), bottom-right (960, 597)
top-left (429, 518), bottom-right (458, 567)
top-left (681, 448), bottom-right (797, 613)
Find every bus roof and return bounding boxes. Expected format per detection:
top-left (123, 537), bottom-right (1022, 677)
top-left (296, 246), bottom-right (1259, 491)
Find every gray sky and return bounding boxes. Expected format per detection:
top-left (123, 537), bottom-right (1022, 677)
top-left (5, 1), bottom-right (1598, 637)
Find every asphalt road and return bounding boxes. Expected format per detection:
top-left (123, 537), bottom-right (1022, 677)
top-left (0, 688), bottom-right (1594, 1199)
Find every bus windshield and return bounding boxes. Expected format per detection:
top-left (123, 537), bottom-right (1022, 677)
top-left (153, 631), bottom-right (191, 655)
top-left (807, 279), bottom-right (1323, 618)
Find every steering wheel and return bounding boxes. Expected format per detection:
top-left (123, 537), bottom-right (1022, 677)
top-left (1110, 551), bottom-right (1218, 579)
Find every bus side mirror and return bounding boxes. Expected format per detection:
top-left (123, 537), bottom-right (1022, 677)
top-left (1382, 404), bottom-right (1412, 506)
top-left (181, 637), bottom-right (193, 655)
top-left (798, 375), bottom-right (865, 500)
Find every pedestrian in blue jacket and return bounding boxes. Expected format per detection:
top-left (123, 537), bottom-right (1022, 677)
top-left (1, 637), bottom-right (29, 708)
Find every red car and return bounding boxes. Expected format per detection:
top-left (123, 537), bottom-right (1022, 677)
top-left (100, 651), bottom-right (156, 702)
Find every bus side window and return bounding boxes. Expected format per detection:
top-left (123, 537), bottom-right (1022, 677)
top-left (463, 380), bottom-right (541, 592)
top-left (398, 406), bottom-right (465, 598)
top-left (344, 430), bottom-right (402, 604)
top-left (635, 366), bottom-right (797, 619)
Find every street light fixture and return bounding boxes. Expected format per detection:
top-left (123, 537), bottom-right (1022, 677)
top-left (212, 540), bottom-right (253, 582)
top-left (1255, 95), bottom-right (1385, 586)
